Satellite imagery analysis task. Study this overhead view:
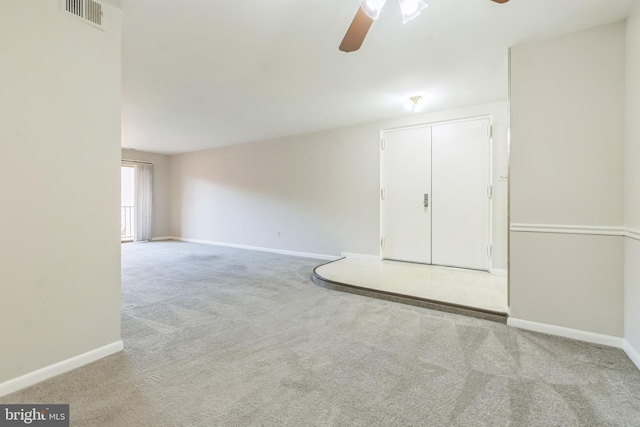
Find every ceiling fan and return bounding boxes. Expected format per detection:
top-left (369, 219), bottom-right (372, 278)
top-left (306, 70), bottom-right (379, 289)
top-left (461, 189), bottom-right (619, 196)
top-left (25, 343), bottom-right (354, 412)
top-left (339, 0), bottom-right (511, 52)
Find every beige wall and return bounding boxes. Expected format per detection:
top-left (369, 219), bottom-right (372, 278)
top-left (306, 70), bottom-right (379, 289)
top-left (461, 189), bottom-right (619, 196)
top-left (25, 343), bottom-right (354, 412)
top-left (510, 233), bottom-right (623, 336)
top-left (170, 123), bottom-right (382, 256)
top-left (0, 2), bottom-right (122, 383)
top-left (510, 22), bottom-right (626, 336)
top-left (510, 22), bottom-right (625, 226)
top-left (121, 149), bottom-right (171, 238)
top-left (625, 2), bottom-right (640, 359)
top-left (170, 102), bottom-right (508, 268)
top-left (625, 239), bottom-right (640, 351)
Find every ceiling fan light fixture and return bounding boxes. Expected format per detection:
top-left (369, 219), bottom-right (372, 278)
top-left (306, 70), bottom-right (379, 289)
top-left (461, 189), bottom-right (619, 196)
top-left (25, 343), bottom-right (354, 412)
top-left (359, 0), bottom-right (388, 20)
top-left (398, 0), bottom-right (428, 24)
top-left (404, 95), bottom-right (426, 113)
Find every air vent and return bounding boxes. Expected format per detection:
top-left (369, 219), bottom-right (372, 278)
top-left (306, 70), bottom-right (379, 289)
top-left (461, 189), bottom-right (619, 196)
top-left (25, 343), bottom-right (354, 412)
top-left (60, 0), bottom-right (105, 31)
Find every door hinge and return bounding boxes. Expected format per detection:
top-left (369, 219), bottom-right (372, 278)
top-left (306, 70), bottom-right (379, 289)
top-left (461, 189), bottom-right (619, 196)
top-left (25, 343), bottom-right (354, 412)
top-left (381, 188), bottom-right (386, 200)
top-left (487, 125), bottom-right (493, 138)
top-left (381, 237), bottom-right (385, 249)
top-left (487, 185), bottom-right (493, 198)
top-left (381, 138), bottom-right (385, 150)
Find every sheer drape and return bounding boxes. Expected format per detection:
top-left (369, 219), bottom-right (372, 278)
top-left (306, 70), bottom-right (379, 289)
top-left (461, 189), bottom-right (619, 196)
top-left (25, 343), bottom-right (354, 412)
top-left (134, 163), bottom-right (153, 242)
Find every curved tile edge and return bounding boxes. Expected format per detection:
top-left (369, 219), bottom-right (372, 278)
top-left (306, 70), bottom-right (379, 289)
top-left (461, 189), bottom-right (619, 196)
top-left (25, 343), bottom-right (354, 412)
top-left (312, 260), bottom-right (507, 324)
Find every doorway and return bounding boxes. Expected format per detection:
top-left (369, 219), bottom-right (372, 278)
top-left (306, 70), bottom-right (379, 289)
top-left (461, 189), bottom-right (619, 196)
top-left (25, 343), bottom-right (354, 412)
top-left (121, 165), bottom-right (135, 241)
top-left (381, 117), bottom-right (492, 271)
top-left (121, 160), bottom-right (153, 242)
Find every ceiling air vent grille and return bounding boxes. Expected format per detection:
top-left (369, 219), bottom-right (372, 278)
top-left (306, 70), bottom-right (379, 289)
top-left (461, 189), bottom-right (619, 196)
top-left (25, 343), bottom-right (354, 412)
top-left (61, 0), bottom-right (105, 31)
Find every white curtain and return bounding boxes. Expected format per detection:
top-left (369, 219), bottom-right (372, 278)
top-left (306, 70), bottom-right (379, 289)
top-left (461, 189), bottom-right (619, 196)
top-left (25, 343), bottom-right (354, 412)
top-left (134, 163), bottom-right (153, 242)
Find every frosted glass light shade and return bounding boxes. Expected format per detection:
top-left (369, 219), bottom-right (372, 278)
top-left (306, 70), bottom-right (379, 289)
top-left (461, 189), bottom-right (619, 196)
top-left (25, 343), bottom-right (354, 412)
top-left (398, 0), bottom-right (427, 23)
top-left (360, 0), bottom-right (388, 20)
top-left (404, 96), bottom-right (426, 112)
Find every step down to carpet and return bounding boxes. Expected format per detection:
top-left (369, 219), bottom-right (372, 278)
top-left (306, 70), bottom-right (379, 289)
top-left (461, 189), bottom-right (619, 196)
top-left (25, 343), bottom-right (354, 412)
top-left (312, 266), bottom-right (508, 324)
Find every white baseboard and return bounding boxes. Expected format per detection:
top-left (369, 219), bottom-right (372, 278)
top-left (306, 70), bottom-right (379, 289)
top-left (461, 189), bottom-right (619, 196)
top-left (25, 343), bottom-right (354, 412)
top-left (172, 237), bottom-right (340, 261)
top-left (151, 236), bottom-right (173, 241)
top-left (624, 340), bottom-right (640, 370)
top-left (490, 268), bottom-right (507, 277)
top-left (340, 252), bottom-right (382, 261)
top-left (0, 341), bottom-right (124, 398)
top-left (507, 318), bottom-right (623, 348)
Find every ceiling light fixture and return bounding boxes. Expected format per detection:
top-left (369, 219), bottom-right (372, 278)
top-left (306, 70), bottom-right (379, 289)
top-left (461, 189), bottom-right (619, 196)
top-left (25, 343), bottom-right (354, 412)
top-left (404, 95), bottom-right (426, 113)
top-left (341, 0), bottom-right (509, 53)
top-left (359, 0), bottom-right (387, 20)
top-left (360, 0), bottom-right (428, 23)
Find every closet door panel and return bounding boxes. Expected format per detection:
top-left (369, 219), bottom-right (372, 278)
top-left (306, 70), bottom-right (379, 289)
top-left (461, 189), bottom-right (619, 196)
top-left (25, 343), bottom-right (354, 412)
top-left (432, 119), bottom-right (491, 270)
top-left (382, 127), bottom-right (432, 264)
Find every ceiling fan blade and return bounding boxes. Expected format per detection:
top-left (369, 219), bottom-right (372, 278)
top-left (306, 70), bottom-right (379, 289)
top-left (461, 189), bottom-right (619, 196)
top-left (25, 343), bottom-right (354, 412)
top-left (339, 7), bottom-right (374, 53)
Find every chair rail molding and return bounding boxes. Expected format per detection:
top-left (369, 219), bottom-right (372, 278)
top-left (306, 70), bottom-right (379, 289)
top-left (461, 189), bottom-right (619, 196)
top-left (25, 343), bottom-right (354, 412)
top-left (510, 223), bottom-right (626, 237)
top-left (626, 227), bottom-right (640, 241)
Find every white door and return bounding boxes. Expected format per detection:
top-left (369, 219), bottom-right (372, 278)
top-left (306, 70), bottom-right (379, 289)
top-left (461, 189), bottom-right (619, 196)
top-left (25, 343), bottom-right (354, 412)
top-left (382, 127), bottom-right (432, 264)
top-left (431, 119), bottom-right (490, 270)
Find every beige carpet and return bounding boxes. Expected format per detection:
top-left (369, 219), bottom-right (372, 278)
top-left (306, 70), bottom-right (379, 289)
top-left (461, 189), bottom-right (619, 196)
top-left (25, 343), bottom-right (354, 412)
top-left (1, 241), bottom-right (639, 426)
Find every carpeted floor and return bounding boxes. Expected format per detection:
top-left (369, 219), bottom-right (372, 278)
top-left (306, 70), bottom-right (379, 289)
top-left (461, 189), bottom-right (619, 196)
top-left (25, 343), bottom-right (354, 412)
top-left (2, 241), bottom-right (640, 426)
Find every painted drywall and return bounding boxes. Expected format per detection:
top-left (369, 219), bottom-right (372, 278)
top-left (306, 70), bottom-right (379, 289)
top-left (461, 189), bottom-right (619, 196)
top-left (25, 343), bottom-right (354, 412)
top-left (625, 238), bottom-right (640, 358)
top-left (121, 149), bottom-right (171, 238)
top-left (170, 123), bottom-right (382, 256)
top-left (625, 1), bottom-right (640, 362)
top-left (103, 0), bottom-right (122, 7)
top-left (510, 22), bottom-right (625, 226)
top-left (510, 22), bottom-right (625, 336)
top-left (170, 102), bottom-right (508, 269)
top-left (0, 1), bottom-right (122, 384)
top-left (510, 233), bottom-right (623, 336)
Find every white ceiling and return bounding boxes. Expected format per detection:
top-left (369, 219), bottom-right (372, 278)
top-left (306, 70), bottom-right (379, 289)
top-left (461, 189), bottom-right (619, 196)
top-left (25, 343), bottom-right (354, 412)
top-left (121, 0), bottom-right (637, 154)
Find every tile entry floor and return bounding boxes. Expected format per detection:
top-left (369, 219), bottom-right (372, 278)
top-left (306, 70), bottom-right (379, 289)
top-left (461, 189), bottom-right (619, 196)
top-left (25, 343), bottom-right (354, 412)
top-left (315, 258), bottom-right (508, 313)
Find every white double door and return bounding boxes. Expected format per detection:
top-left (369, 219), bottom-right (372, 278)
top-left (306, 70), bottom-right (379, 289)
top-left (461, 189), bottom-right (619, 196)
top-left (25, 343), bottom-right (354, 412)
top-left (382, 118), bottom-right (491, 271)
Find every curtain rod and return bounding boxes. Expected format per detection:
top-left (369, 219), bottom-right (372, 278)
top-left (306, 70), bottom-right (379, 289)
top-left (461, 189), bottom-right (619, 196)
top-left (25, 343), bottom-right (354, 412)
top-left (122, 159), bottom-right (153, 165)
